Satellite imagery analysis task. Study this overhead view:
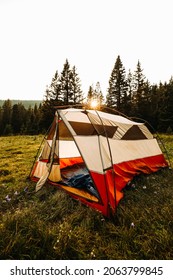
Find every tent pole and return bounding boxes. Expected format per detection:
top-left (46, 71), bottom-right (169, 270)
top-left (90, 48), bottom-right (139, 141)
top-left (28, 121), bottom-right (55, 179)
top-left (35, 112), bottom-right (60, 191)
top-left (85, 110), bottom-right (110, 215)
top-left (85, 110), bottom-right (116, 216)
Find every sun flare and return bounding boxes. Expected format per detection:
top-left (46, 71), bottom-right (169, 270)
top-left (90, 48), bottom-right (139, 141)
top-left (90, 99), bottom-right (99, 109)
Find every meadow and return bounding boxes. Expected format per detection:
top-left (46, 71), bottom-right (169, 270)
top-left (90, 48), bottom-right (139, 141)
top-left (0, 134), bottom-right (173, 260)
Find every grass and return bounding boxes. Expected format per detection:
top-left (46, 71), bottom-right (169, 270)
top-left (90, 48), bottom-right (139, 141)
top-left (0, 135), bottom-right (173, 260)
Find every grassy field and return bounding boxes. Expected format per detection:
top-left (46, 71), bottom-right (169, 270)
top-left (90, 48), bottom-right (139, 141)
top-left (0, 134), bottom-right (173, 260)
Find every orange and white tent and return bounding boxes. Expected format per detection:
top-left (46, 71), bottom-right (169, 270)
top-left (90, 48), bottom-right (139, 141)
top-left (30, 108), bottom-right (168, 217)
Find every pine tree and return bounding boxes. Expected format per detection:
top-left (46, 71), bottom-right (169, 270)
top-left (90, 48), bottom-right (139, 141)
top-left (94, 82), bottom-right (104, 105)
top-left (50, 71), bottom-right (63, 104)
top-left (31, 103), bottom-right (42, 134)
top-left (87, 85), bottom-right (94, 104)
top-left (86, 82), bottom-right (104, 109)
top-left (40, 71), bottom-right (62, 131)
top-left (149, 84), bottom-right (160, 130)
top-left (40, 59), bottom-right (84, 130)
top-left (157, 78), bottom-right (173, 132)
top-left (124, 69), bottom-right (134, 115)
top-left (39, 87), bottom-right (56, 131)
top-left (165, 77), bottom-right (173, 131)
top-left (106, 55), bottom-right (127, 111)
top-left (0, 106), bottom-right (2, 134)
top-left (0, 99), bottom-right (12, 135)
top-left (60, 59), bottom-right (73, 105)
top-left (70, 66), bottom-right (84, 104)
top-left (11, 103), bottom-right (26, 134)
top-left (44, 70), bottom-right (63, 106)
top-left (132, 60), bottom-right (147, 116)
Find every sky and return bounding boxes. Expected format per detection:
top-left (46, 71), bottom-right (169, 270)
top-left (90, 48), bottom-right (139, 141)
top-left (0, 0), bottom-right (173, 100)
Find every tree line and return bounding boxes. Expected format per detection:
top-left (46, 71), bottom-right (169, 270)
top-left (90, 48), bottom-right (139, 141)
top-left (106, 55), bottom-right (173, 133)
top-left (0, 57), bottom-right (173, 136)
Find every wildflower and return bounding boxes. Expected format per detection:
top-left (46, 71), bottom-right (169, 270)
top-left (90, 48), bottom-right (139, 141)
top-left (90, 250), bottom-right (96, 258)
top-left (24, 186), bottom-right (28, 192)
top-left (5, 195), bottom-right (11, 202)
top-left (14, 191), bottom-right (18, 195)
top-left (131, 184), bottom-right (136, 188)
top-left (131, 222), bottom-right (135, 228)
top-left (143, 186), bottom-right (147, 189)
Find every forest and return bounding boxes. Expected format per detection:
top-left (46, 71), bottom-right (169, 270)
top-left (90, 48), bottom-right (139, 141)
top-left (0, 56), bottom-right (173, 136)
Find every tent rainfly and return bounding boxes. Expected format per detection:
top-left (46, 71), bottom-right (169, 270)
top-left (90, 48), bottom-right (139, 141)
top-left (30, 108), bottom-right (168, 217)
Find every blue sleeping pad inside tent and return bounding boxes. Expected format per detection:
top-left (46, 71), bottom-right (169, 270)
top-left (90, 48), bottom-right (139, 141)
top-left (67, 174), bottom-right (99, 199)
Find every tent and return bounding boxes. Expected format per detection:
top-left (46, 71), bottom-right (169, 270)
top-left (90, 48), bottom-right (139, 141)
top-left (30, 108), bottom-right (168, 217)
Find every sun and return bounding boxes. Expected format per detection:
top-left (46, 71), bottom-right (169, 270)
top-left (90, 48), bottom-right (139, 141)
top-left (90, 99), bottom-right (99, 109)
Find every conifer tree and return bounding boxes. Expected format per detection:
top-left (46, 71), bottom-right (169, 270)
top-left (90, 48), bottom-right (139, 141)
top-left (132, 60), bottom-right (147, 116)
top-left (0, 99), bottom-right (12, 135)
top-left (126, 69), bottom-right (134, 100)
top-left (11, 103), bottom-right (26, 134)
top-left (94, 82), bottom-right (104, 105)
top-left (124, 69), bottom-right (134, 115)
top-left (87, 85), bottom-right (94, 103)
top-left (70, 66), bottom-right (84, 104)
top-left (39, 87), bottom-right (55, 131)
top-left (25, 105), bottom-right (34, 134)
top-left (49, 70), bottom-right (63, 104)
top-left (165, 78), bottom-right (173, 131)
top-left (40, 59), bottom-right (84, 130)
top-left (60, 59), bottom-right (73, 105)
top-left (106, 55), bottom-right (127, 111)
top-left (87, 82), bottom-right (104, 109)
top-left (30, 103), bottom-right (42, 134)
top-left (157, 79), bottom-right (173, 132)
top-left (0, 106), bottom-right (2, 133)
top-left (149, 84), bottom-right (160, 129)
top-left (43, 70), bottom-right (63, 107)
top-left (40, 71), bottom-right (62, 130)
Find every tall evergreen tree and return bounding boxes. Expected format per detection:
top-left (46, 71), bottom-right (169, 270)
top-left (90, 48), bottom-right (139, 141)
top-left (11, 103), bottom-right (26, 134)
top-left (30, 103), bottom-right (42, 134)
top-left (40, 71), bottom-right (62, 131)
top-left (49, 70), bottom-right (63, 104)
top-left (70, 66), bottom-right (84, 104)
top-left (40, 87), bottom-right (55, 131)
top-left (124, 69), bottom-right (134, 115)
top-left (87, 85), bottom-right (94, 104)
top-left (126, 69), bottom-right (134, 100)
top-left (40, 59), bottom-right (84, 130)
top-left (0, 99), bottom-right (12, 135)
top-left (25, 105), bottom-right (34, 134)
top-left (0, 106), bottom-right (2, 133)
top-left (86, 82), bottom-right (104, 108)
top-left (106, 55), bottom-right (127, 111)
top-left (149, 84), bottom-right (160, 129)
top-left (157, 79), bottom-right (173, 132)
top-left (132, 60), bottom-right (147, 116)
top-left (60, 59), bottom-right (73, 105)
top-left (94, 82), bottom-right (104, 105)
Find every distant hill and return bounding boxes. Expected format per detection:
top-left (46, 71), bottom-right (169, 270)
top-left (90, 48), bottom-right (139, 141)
top-left (0, 100), bottom-right (42, 109)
